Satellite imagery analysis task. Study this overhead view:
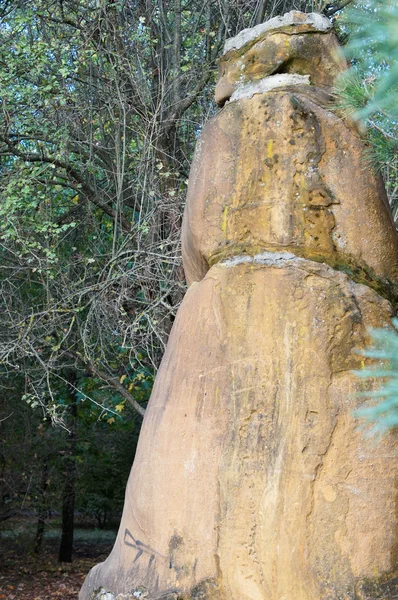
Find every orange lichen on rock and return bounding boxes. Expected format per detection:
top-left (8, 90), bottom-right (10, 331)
top-left (80, 11), bottom-right (398, 600)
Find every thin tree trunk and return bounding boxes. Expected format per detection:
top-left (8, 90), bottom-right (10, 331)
top-left (33, 457), bottom-right (49, 554)
top-left (255, 0), bottom-right (268, 24)
top-left (58, 377), bottom-right (78, 563)
top-left (58, 455), bottom-right (76, 562)
top-left (172, 0), bottom-right (181, 105)
top-left (205, 0), bottom-right (212, 63)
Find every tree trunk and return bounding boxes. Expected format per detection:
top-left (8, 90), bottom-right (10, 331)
top-left (58, 377), bottom-right (78, 563)
top-left (172, 0), bottom-right (181, 105)
top-left (255, 0), bottom-right (268, 24)
top-left (58, 455), bottom-right (76, 562)
top-left (33, 457), bottom-right (49, 554)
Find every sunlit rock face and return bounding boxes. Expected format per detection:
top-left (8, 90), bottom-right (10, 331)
top-left (80, 12), bottom-right (398, 600)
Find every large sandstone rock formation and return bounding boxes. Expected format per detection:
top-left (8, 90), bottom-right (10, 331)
top-left (80, 12), bottom-right (398, 600)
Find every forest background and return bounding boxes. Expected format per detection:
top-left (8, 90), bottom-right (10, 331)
top-left (0, 0), bottom-right (397, 595)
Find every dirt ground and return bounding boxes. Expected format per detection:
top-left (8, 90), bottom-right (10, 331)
top-left (0, 522), bottom-right (116, 600)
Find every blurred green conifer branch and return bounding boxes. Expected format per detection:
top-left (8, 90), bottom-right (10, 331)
top-left (336, 0), bottom-right (398, 433)
top-left (354, 318), bottom-right (398, 434)
top-left (342, 0), bottom-right (398, 119)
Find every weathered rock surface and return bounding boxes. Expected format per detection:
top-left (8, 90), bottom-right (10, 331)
top-left (81, 257), bottom-right (397, 600)
top-left (215, 11), bottom-right (345, 106)
top-left (182, 88), bottom-right (398, 292)
top-left (223, 11), bottom-right (332, 54)
top-left (81, 11), bottom-right (397, 600)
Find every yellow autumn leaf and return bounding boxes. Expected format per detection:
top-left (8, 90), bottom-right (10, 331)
top-left (120, 374), bottom-right (127, 384)
top-left (107, 417), bottom-right (115, 424)
top-left (115, 403), bottom-right (124, 413)
top-left (128, 383), bottom-right (134, 392)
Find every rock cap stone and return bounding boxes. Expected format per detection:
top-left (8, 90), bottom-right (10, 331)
top-left (229, 73), bottom-right (310, 102)
top-left (223, 11), bottom-right (332, 54)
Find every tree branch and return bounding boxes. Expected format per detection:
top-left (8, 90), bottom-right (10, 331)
top-left (64, 351), bottom-right (146, 418)
top-left (324, 0), bottom-right (354, 17)
top-left (0, 135), bottom-right (131, 232)
top-left (165, 68), bottom-right (213, 133)
top-left (89, 364), bottom-right (147, 418)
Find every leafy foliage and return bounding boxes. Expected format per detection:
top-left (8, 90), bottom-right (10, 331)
top-left (0, 0), bottom-right (191, 422)
top-left (0, 0), bottom-right (353, 424)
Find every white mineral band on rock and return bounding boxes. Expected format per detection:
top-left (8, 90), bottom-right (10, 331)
top-left (220, 251), bottom-right (297, 267)
top-left (223, 11), bottom-right (332, 54)
top-left (229, 73), bottom-right (311, 102)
